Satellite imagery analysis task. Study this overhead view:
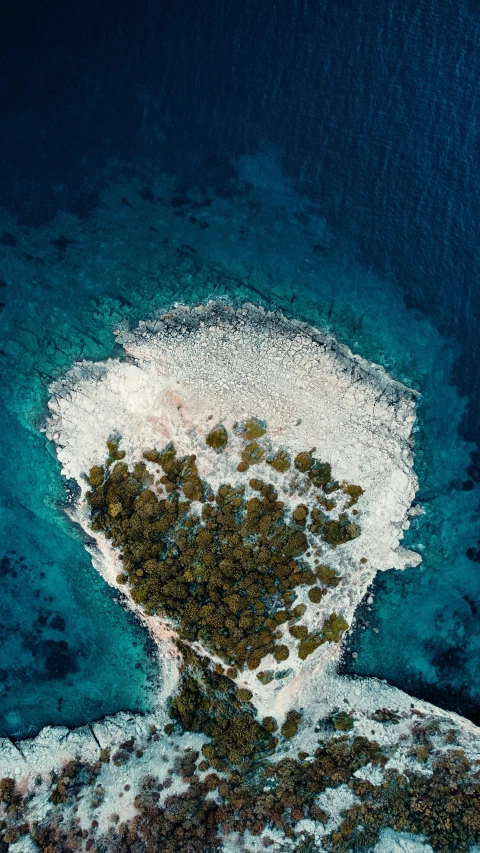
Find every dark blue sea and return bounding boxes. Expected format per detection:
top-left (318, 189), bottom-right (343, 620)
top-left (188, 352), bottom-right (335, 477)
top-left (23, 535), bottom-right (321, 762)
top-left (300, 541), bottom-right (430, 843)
top-left (1, 0), bottom-right (480, 737)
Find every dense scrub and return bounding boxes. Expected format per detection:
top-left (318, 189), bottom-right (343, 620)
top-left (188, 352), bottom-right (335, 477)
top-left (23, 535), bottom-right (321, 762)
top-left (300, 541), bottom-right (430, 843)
top-left (29, 426), bottom-right (480, 851)
top-left (3, 734), bottom-right (480, 852)
top-left (85, 430), bottom-right (358, 670)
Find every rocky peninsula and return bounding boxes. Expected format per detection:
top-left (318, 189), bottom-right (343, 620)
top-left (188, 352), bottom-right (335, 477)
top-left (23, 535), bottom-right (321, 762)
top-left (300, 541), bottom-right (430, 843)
top-left (1, 303), bottom-right (479, 853)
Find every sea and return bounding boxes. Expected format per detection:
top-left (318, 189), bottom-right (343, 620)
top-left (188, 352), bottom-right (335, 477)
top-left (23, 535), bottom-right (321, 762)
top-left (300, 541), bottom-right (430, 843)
top-left (1, 0), bottom-right (480, 738)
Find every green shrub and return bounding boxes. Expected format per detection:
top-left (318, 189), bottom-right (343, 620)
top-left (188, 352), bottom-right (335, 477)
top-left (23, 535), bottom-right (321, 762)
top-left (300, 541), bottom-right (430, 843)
top-left (330, 711), bottom-right (354, 732)
top-left (308, 586), bottom-right (324, 603)
top-left (206, 425), bottom-right (228, 450)
top-left (243, 418), bottom-right (267, 440)
top-left (85, 436), bottom-right (358, 675)
top-left (281, 710), bottom-right (302, 739)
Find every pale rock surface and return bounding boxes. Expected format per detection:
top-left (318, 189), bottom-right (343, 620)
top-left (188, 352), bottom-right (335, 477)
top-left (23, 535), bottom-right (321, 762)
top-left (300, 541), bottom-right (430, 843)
top-left (46, 302), bottom-right (422, 720)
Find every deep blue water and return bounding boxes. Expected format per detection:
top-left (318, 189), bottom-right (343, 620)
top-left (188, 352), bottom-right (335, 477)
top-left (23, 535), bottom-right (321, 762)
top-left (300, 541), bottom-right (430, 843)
top-left (2, 0), bottom-right (480, 735)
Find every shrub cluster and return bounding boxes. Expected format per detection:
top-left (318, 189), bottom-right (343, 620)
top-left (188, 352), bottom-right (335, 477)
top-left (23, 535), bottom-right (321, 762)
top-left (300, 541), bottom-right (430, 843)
top-left (2, 733), bottom-right (480, 853)
top-left (85, 431), bottom-right (359, 669)
top-left (168, 644), bottom-right (278, 770)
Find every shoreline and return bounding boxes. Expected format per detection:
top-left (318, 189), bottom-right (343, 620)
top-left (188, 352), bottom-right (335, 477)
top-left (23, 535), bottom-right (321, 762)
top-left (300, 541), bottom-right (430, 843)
top-left (2, 302), bottom-right (480, 852)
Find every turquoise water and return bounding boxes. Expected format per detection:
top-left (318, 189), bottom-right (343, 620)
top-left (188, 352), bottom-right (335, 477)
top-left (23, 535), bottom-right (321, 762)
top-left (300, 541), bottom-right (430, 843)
top-left (0, 218), bottom-right (163, 738)
top-left (1, 156), bottom-right (479, 733)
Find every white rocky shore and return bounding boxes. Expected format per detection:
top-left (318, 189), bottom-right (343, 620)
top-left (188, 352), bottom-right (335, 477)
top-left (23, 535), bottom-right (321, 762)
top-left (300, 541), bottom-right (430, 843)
top-left (1, 302), bottom-right (479, 853)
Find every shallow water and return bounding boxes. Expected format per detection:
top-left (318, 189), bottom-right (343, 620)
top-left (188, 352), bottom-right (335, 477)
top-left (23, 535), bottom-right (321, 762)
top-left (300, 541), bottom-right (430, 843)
top-left (1, 0), bottom-right (480, 735)
top-left (0, 282), bottom-right (160, 738)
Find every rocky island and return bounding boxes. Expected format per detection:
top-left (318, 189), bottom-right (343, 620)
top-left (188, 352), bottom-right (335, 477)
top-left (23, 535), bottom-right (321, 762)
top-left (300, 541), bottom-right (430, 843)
top-left (1, 303), bottom-right (479, 853)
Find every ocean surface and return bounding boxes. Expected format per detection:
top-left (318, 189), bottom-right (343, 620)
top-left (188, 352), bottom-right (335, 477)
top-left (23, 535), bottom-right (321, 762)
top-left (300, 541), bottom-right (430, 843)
top-left (1, 0), bottom-right (480, 737)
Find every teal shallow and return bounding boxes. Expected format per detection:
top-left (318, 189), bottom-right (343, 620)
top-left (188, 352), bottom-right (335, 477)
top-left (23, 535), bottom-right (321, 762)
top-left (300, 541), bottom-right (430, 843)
top-left (0, 302), bottom-right (159, 738)
top-left (1, 162), bottom-right (479, 735)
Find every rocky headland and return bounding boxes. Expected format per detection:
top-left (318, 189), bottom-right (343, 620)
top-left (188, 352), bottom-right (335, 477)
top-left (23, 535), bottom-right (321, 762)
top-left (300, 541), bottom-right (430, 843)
top-left (1, 303), bottom-right (479, 853)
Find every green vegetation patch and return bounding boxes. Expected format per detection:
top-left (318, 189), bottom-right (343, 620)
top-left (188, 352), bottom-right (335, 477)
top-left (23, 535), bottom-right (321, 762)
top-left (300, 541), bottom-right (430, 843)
top-left (323, 748), bottom-right (480, 853)
top-left (321, 612), bottom-right (349, 642)
top-left (315, 564), bottom-right (342, 587)
top-left (206, 424), bottom-right (229, 451)
top-left (330, 710), bottom-right (355, 732)
top-left (298, 635), bottom-right (322, 660)
top-left (308, 586), bottom-right (324, 603)
top-left (241, 440), bottom-right (265, 467)
top-left (371, 707), bottom-right (401, 725)
top-left (294, 451), bottom-right (314, 472)
top-left (105, 435), bottom-right (126, 468)
top-left (321, 516), bottom-right (361, 546)
top-left (257, 670), bottom-right (274, 685)
top-left (243, 417), bottom-right (267, 440)
top-left (169, 645), bottom-right (277, 770)
top-left (85, 432), bottom-right (360, 670)
top-left (4, 737), bottom-right (480, 853)
top-left (281, 709), bottom-right (302, 739)
top-left (266, 449), bottom-right (291, 472)
top-left (308, 460), bottom-right (332, 488)
top-left (342, 483), bottom-right (364, 505)
top-left (297, 614), bottom-right (349, 660)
